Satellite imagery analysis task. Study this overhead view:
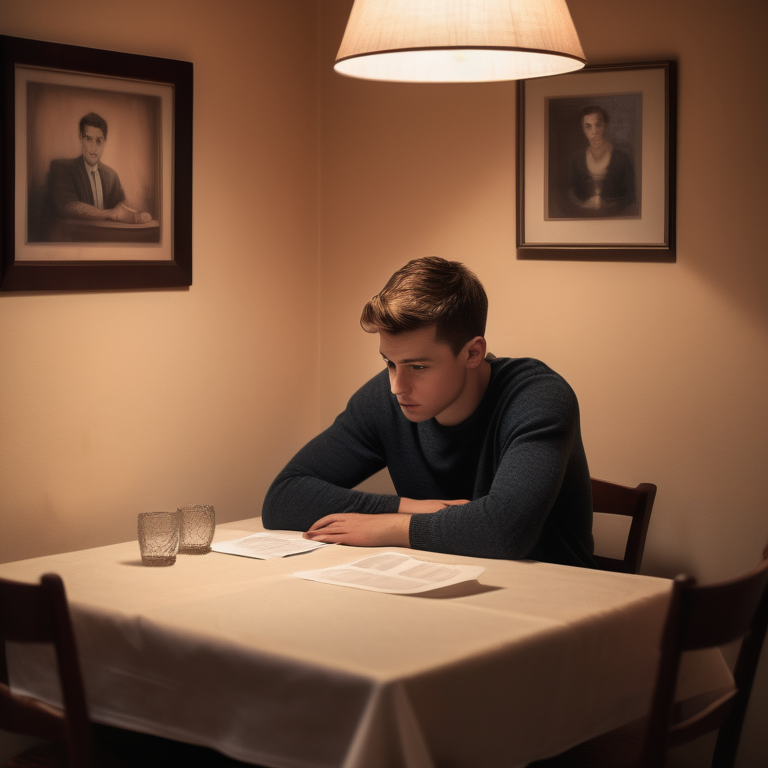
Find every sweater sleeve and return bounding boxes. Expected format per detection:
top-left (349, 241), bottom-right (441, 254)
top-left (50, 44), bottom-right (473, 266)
top-left (408, 373), bottom-right (585, 561)
top-left (261, 376), bottom-right (401, 531)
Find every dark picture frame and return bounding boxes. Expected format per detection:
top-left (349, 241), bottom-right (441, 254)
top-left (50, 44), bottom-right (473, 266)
top-left (517, 61), bottom-right (675, 258)
top-left (1, 35), bottom-right (192, 291)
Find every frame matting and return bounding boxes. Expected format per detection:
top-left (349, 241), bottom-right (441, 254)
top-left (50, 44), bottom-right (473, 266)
top-left (1, 35), bottom-right (193, 290)
top-left (517, 61), bottom-right (675, 258)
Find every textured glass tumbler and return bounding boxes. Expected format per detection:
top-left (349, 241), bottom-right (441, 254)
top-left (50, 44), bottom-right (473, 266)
top-left (178, 504), bottom-right (215, 554)
top-left (138, 511), bottom-right (180, 566)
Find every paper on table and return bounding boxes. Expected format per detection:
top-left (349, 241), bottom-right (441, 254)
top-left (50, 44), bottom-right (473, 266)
top-left (293, 552), bottom-right (485, 594)
top-left (211, 532), bottom-right (330, 559)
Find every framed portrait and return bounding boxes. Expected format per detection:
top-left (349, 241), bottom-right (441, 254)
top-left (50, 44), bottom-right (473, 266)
top-left (1, 35), bottom-right (192, 291)
top-left (517, 61), bottom-right (675, 256)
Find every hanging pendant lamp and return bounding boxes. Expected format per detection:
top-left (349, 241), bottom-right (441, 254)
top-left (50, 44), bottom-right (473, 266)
top-left (335, 0), bottom-right (586, 83)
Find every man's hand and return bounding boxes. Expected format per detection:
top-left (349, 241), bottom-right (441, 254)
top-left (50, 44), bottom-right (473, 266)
top-left (109, 203), bottom-right (152, 224)
top-left (303, 513), bottom-right (411, 548)
top-left (398, 497), bottom-right (471, 514)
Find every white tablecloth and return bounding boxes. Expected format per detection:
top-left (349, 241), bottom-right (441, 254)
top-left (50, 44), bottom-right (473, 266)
top-left (0, 518), bottom-right (733, 768)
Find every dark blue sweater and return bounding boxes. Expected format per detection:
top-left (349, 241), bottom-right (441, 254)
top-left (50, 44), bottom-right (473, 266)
top-left (262, 357), bottom-right (595, 567)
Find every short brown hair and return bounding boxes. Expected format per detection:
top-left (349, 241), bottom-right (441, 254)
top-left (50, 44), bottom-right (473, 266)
top-left (79, 112), bottom-right (108, 138)
top-left (580, 105), bottom-right (609, 125)
top-left (360, 257), bottom-right (487, 354)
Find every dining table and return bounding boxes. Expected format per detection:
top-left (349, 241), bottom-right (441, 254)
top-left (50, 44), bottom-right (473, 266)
top-left (0, 517), bottom-right (734, 768)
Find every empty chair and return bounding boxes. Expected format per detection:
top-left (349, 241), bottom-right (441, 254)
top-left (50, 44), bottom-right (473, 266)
top-left (591, 478), bottom-right (657, 574)
top-left (529, 542), bottom-right (768, 768)
top-left (0, 573), bottom-right (255, 767)
top-left (0, 573), bottom-right (94, 768)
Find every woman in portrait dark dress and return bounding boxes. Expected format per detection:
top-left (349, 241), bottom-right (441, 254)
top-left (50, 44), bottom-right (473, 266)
top-left (567, 106), bottom-right (636, 216)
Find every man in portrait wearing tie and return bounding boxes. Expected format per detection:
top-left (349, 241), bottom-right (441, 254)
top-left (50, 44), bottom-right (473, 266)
top-left (48, 112), bottom-right (152, 225)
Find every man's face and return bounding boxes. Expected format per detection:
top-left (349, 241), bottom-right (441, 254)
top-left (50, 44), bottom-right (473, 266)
top-left (379, 326), bottom-right (475, 426)
top-left (582, 112), bottom-right (606, 146)
top-left (80, 125), bottom-right (106, 167)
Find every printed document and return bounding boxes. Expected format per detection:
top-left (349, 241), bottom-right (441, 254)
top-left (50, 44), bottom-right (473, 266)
top-left (294, 552), bottom-right (484, 594)
top-left (212, 532), bottom-right (330, 559)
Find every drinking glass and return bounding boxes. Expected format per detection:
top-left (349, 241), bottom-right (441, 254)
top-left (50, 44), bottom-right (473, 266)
top-left (177, 504), bottom-right (216, 554)
top-left (138, 511), bottom-right (180, 566)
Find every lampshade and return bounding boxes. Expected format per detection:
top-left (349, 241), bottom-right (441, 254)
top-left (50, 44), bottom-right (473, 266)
top-left (335, 0), bottom-right (586, 83)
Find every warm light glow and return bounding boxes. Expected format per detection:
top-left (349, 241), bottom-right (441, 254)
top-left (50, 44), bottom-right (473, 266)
top-left (335, 0), bottom-right (586, 83)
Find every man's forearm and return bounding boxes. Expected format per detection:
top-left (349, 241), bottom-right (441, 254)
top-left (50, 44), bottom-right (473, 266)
top-left (63, 201), bottom-right (151, 223)
top-left (63, 201), bottom-right (111, 219)
top-left (262, 471), bottom-right (400, 530)
top-left (398, 497), bottom-right (471, 514)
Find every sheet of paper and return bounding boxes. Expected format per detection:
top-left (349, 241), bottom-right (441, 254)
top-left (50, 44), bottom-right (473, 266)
top-left (293, 552), bottom-right (485, 594)
top-left (211, 532), bottom-right (330, 559)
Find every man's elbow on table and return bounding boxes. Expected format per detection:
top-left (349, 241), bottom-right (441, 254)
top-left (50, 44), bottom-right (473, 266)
top-left (260, 478), bottom-right (295, 530)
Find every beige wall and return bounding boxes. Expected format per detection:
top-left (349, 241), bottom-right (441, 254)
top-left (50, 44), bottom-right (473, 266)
top-left (1, 0), bottom-right (766, 765)
top-left (0, 0), bottom-right (321, 565)
top-left (318, 1), bottom-right (767, 765)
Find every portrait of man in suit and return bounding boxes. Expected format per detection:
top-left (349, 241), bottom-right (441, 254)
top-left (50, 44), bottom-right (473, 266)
top-left (48, 112), bottom-right (152, 226)
top-left (21, 74), bottom-right (165, 254)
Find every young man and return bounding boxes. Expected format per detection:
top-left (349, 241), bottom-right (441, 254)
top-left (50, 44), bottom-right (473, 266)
top-left (48, 112), bottom-right (152, 224)
top-left (262, 257), bottom-right (596, 567)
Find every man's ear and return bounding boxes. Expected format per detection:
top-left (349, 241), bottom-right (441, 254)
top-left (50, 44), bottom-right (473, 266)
top-left (464, 336), bottom-right (487, 368)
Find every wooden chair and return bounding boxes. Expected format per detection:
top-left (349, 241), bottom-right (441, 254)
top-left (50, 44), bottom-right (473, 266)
top-left (591, 478), bottom-right (657, 574)
top-left (529, 542), bottom-right (768, 768)
top-left (0, 573), bottom-right (94, 768)
top-left (0, 574), bottom-right (256, 768)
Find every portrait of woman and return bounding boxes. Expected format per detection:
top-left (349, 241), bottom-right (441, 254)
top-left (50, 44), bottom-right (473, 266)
top-left (567, 105), bottom-right (635, 215)
top-left (546, 94), bottom-right (641, 220)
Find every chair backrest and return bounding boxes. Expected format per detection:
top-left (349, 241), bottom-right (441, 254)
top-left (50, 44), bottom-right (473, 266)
top-left (0, 573), bottom-right (94, 768)
top-left (591, 478), bottom-right (657, 574)
top-left (640, 544), bottom-right (768, 768)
